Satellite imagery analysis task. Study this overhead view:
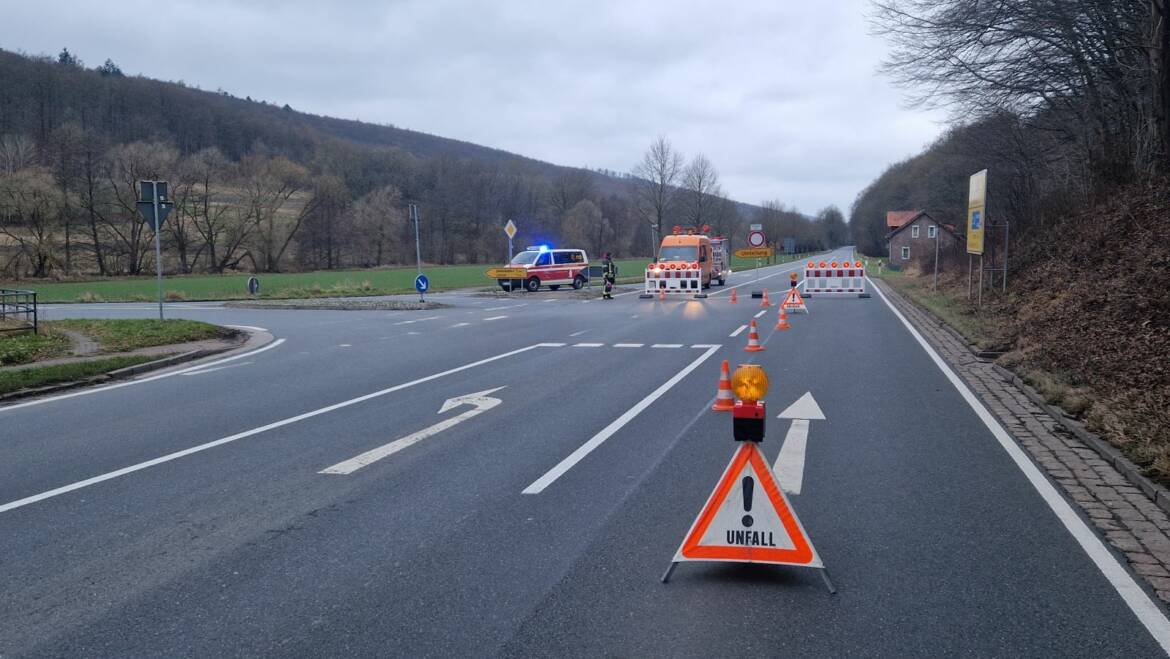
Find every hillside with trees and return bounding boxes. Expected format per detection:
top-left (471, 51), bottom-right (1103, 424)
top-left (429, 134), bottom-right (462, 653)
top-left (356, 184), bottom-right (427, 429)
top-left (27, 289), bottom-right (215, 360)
top-left (851, 1), bottom-right (1170, 479)
top-left (0, 47), bottom-right (847, 280)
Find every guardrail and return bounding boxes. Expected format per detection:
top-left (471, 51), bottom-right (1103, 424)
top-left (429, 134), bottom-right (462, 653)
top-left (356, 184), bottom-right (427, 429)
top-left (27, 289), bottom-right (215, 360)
top-left (0, 289), bottom-right (38, 335)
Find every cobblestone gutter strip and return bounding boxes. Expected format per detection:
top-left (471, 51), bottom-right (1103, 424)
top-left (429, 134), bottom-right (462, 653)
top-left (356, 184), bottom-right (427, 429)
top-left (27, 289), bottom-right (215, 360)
top-left (872, 278), bottom-right (1170, 605)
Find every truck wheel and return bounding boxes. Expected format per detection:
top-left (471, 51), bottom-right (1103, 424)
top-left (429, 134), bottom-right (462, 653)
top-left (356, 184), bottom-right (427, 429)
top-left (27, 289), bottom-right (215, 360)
top-left (549, 285), bottom-right (561, 291)
top-left (524, 277), bottom-right (541, 292)
top-left (571, 276), bottom-right (585, 290)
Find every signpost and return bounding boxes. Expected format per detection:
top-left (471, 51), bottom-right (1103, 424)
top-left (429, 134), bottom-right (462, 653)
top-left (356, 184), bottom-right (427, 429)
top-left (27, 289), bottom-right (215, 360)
top-left (503, 220), bottom-right (518, 291)
top-left (746, 228), bottom-right (767, 291)
top-left (967, 170), bottom-right (987, 305)
top-left (135, 181), bottom-right (175, 320)
top-left (414, 274), bottom-right (429, 298)
top-left (410, 203), bottom-right (425, 303)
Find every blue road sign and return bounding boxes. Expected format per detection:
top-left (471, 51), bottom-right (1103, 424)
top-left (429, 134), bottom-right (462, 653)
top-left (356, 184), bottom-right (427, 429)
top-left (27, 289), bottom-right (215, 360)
top-left (415, 274), bottom-right (429, 293)
top-left (247, 277), bottom-right (260, 295)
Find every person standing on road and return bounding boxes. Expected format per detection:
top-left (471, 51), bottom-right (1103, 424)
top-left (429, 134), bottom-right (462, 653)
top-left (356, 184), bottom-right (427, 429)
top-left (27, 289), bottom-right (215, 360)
top-left (602, 252), bottom-right (617, 300)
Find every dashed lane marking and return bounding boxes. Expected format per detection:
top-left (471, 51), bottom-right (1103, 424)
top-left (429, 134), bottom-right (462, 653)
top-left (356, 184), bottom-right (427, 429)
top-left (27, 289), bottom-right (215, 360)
top-left (652, 344), bottom-right (683, 349)
top-left (754, 310), bottom-right (767, 318)
top-left (613, 343), bottom-right (644, 348)
top-left (484, 315), bottom-right (508, 321)
top-left (393, 316), bottom-right (440, 326)
top-left (730, 324), bottom-right (748, 337)
top-left (573, 342), bottom-right (604, 347)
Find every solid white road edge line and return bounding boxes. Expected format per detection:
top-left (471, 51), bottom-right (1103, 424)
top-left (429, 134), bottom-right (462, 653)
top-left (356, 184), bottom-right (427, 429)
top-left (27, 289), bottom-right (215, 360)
top-left (729, 324), bottom-right (748, 337)
top-left (226, 324), bottom-right (268, 332)
top-left (0, 344), bottom-right (547, 515)
top-left (181, 361), bottom-right (253, 376)
top-left (522, 344), bottom-right (722, 494)
top-left (869, 276), bottom-right (1170, 651)
top-left (0, 338), bottom-right (287, 413)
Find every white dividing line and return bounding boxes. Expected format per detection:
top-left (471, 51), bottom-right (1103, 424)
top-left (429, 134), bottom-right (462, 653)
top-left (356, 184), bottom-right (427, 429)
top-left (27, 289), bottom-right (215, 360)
top-left (451, 322), bottom-right (471, 328)
top-left (182, 361), bottom-right (253, 376)
top-left (536, 342), bottom-right (567, 347)
top-left (484, 315), bottom-right (508, 321)
top-left (486, 303), bottom-right (528, 311)
top-left (522, 344), bottom-right (722, 494)
top-left (393, 316), bottom-right (441, 326)
top-left (0, 339), bottom-right (287, 412)
top-left (651, 343), bottom-right (683, 349)
top-left (691, 344), bottom-right (721, 349)
top-left (753, 310), bottom-right (768, 319)
top-left (729, 324), bottom-right (748, 337)
top-left (338, 344), bottom-right (352, 348)
top-left (543, 298), bottom-right (558, 302)
top-left (868, 277), bottom-right (1170, 651)
top-left (569, 330), bottom-right (589, 337)
top-left (0, 344), bottom-right (549, 515)
top-left (573, 342), bottom-right (604, 348)
top-left (226, 324), bottom-right (268, 332)
top-left (613, 343), bottom-right (644, 348)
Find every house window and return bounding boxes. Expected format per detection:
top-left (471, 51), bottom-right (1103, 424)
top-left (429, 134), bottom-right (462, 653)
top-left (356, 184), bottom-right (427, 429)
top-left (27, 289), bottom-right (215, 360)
top-left (912, 225), bottom-right (920, 238)
top-left (928, 225), bottom-right (937, 238)
top-left (901, 246), bottom-right (910, 260)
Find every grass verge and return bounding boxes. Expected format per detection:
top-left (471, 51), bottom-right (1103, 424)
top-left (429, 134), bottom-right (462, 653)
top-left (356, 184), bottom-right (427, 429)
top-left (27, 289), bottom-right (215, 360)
top-left (0, 355), bottom-right (161, 396)
top-left (46, 319), bottom-right (231, 353)
top-left (869, 266), bottom-right (1006, 351)
top-left (0, 326), bottom-right (72, 365)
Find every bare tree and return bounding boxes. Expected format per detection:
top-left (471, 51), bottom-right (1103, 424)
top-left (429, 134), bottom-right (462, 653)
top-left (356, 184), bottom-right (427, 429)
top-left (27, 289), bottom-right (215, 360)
top-left (632, 136), bottom-right (684, 256)
top-left (681, 153), bottom-right (721, 229)
top-left (240, 155), bottom-right (316, 272)
top-left (0, 167), bottom-right (65, 277)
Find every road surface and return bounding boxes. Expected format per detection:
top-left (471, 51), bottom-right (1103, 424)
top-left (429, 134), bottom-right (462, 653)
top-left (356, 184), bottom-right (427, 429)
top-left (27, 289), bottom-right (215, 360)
top-left (1, 248), bottom-right (1166, 657)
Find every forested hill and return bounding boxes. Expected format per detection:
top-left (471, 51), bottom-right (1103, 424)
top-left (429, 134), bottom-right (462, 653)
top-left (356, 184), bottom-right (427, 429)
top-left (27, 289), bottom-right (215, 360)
top-left (0, 47), bottom-right (560, 176)
top-left (0, 47), bottom-right (841, 279)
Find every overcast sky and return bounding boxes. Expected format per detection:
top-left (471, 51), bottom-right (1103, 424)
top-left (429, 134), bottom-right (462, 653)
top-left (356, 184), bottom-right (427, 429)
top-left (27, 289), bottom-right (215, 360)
top-left (2, 0), bottom-right (946, 214)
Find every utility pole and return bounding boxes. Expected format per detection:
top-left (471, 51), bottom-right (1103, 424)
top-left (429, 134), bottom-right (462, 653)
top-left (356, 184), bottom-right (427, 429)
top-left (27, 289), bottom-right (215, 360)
top-left (136, 181), bottom-right (174, 320)
top-left (933, 223), bottom-right (940, 291)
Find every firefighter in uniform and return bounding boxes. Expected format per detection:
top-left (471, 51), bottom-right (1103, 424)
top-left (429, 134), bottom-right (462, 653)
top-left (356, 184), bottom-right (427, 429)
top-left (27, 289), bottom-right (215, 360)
top-left (602, 252), bottom-right (617, 300)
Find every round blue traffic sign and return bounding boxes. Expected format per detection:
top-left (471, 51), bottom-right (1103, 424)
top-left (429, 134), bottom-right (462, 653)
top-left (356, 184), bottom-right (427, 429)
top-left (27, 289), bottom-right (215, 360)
top-left (415, 274), bottom-right (429, 293)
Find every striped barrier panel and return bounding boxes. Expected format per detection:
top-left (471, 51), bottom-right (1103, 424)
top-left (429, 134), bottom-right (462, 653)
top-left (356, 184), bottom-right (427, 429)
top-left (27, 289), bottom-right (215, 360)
top-left (802, 260), bottom-right (870, 298)
top-left (645, 263), bottom-right (704, 294)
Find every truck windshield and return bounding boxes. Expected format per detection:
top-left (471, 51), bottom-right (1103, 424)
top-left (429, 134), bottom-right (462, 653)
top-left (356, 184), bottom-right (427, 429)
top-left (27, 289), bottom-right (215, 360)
top-left (658, 246), bottom-right (698, 262)
top-left (510, 251), bottom-right (540, 265)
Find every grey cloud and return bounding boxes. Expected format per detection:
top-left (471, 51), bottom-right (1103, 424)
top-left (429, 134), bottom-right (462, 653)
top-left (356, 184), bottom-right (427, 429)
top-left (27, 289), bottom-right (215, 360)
top-left (2, 0), bottom-right (945, 212)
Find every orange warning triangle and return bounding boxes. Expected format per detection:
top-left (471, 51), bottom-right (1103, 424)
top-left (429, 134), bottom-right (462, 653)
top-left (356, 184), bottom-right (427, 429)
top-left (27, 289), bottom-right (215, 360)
top-left (673, 442), bottom-right (821, 567)
top-left (782, 287), bottom-right (808, 313)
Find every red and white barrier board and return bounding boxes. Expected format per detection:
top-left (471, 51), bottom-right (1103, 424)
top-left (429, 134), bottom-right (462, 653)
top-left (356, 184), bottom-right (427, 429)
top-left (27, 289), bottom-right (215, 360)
top-left (801, 260), bottom-right (870, 298)
top-left (645, 263), bottom-right (703, 294)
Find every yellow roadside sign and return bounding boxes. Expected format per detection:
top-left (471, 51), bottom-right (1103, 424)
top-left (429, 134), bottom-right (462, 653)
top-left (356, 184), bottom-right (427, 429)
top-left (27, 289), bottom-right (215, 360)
top-left (504, 220), bottom-right (517, 239)
top-left (486, 267), bottom-right (528, 279)
top-left (735, 247), bottom-right (774, 259)
top-left (967, 169), bottom-right (986, 255)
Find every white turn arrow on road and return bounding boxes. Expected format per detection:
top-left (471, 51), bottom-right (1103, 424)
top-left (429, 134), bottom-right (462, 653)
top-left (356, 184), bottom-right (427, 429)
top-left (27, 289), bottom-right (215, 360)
top-left (319, 387), bottom-right (505, 475)
top-left (773, 392), bottom-right (825, 495)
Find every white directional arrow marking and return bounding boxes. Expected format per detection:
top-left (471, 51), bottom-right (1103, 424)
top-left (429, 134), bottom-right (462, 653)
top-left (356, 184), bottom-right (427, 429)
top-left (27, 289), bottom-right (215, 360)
top-left (774, 392), bottom-right (825, 495)
top-left (319, 387), bottom-right (505, 475)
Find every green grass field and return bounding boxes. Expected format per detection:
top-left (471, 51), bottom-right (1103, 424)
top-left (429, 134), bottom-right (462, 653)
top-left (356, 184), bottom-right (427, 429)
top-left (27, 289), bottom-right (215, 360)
top-left (5, 253), bottom-right (827, 303)
top-left (2, 259), bottom-right (653, 303)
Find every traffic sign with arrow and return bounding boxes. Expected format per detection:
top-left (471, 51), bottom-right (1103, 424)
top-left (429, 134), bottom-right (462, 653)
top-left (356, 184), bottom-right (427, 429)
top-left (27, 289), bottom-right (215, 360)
top-left (773, 392), bottom-right (825, 495)
top-left (319, 387), bottom-right (505, 475)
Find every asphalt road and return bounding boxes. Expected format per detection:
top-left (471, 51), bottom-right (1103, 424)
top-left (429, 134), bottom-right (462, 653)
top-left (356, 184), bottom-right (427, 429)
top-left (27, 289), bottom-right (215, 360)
top-left (1, 248), bottom-right (1167, 657)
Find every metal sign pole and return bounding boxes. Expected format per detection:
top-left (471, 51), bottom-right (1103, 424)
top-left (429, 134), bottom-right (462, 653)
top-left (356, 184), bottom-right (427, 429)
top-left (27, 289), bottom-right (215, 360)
top-left (1002, 221), bottom-right (1009, 293)
top-left (933, 225), bottom-right (939, 291)
top-left (410, 204), bottom-right (423, 303)
top-left (152, 182), bottom-right (164, 320)
top-left (978, 254), bottom-right (984, 307)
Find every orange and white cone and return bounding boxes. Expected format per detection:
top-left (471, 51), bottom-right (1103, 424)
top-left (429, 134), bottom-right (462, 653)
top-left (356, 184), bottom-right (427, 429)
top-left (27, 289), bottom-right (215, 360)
top-left (760, 289), bottom-right (771, 308)
top-left (730, 288), bottom-right (738, 304)
top-left (744, 319), bottom-right (764, 352)
top-left (659, 287), bottom-right (666, 301)
top-left (775, 305), bottom-right (790, 330)
top-left (712, 359), bottom-right (735, 411)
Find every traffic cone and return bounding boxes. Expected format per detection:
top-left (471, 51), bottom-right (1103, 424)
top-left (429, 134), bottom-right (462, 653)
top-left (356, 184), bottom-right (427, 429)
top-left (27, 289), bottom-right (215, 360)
top-left (712, 360), bottom-right (735, 411)
top-left (658, 287), bottom-right (666, 302)
top-left (744, 320), bottom-right (764, 352)
top-left (730, 288), bottom-right (738, 304)
top-left (760, 289), bottom-right (771, 308)
top-left (775, 305), bottom-right (790, 330)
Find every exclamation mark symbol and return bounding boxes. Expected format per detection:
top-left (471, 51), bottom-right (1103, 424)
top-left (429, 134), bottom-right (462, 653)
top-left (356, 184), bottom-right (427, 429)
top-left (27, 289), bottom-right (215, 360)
top-left (741, 476), bottom-right (754, 527)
